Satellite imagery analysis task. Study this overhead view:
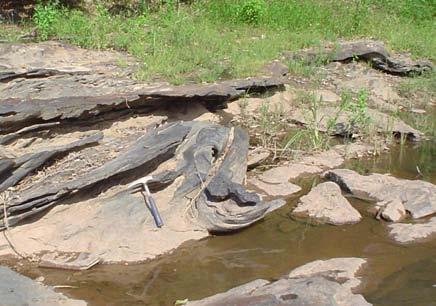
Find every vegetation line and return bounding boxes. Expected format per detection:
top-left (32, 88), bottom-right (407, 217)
top-left (1, 0), bottom-right (434, 84)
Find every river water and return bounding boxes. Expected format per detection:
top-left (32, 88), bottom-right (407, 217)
top-left (13, 141), bottom-right (436, 306)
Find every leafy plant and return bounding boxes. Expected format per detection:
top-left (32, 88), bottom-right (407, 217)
top-left (33, 1), bottom-right (61, 40)
top-left (235, 0), bottom-right (266, 24)
top-left (340, 89), bottom-right (371, 133)
top-left (257, 102), bottom-right (283, 147)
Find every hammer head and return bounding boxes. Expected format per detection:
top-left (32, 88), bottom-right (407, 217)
top-left (127, 176), bottom-right (153, 189)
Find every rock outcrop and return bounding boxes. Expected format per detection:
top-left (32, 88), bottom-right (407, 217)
top-left (0, 121), bottom-right (285, 262)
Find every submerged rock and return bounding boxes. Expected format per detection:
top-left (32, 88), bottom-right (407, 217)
top-left (186, 257), bottom-right (371, 306)
top-left (287, 257), bottom-right (367, 290)
top-left (0, 266), bottom-right (86, 306)
top-left (388, 217), bottom-right (436, 243)
top-left (324, 169), bottom-right (436, 219)
top-left (292, 182), bottom-right (362, 225)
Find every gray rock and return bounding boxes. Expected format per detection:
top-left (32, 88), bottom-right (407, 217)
top-left (0, 266), bottom-right (86, 306)
top-left (388, 217), bottom-right (436, 243)
top-left (292, 182), bottom-right (362, 225)
top-left (324, 169), bottom-right (436, 219)
top-left (287, 40), bottom-right (433, 76)
top-left (186, 258), bottom-right (371, 306)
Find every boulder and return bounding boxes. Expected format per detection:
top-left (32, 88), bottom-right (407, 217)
top-left (292, 182), bottom-right (362, 225)
top-left (186, 257), bottom-right (371, 306)
top-left (378, 199), bottom-right (407, 222)
top-left (324, 169), bottom-right (436, 219)
top-left (388, 217), bottom-right (436, 243)
top-left (0, 266), bottom-right (86, 306)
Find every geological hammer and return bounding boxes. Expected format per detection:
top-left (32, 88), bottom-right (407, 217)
top-left (128, 176), bottom-right (163, 228)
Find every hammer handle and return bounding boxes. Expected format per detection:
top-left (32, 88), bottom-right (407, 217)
top-left (146, 195), bottom-right (164, 228)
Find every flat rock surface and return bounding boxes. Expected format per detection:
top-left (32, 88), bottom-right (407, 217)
top-left (259, 164), bottom-right (322, 184)
top-left (292, 182), bottom-right (362, 225)
top-left (288, 257), bottom-right (367, 290)
top-left (186, 257), bottom-right (371, 306)
top-left (249, 177), bottom-right (302, 197)
top-left (388, 217), bottom-right (436, 243)
top-left (324, 169), bottom-right (436, 219)
top-left (0, 266), bottom-right (86, 306)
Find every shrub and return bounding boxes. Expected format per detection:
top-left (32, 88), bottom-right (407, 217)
top-left (33, 1), bottom-right (61, 40)
top-left (235, 0), bottom-right (266, 24)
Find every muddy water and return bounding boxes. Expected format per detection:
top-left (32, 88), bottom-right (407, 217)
top-left (14, 141), bottom-right (436, 306)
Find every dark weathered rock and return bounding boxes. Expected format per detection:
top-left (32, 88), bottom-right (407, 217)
top-left (0, 266), bottom-right (86, 306)
top-left (0, 158), bottom-right (14, 176)
top-left (186, 258), bottom-right (371, 306)
top-left (0, 77), bottom-right (284, 133)
top-left (324, 169), bottom-right (436, 219)
top-left (287, 40), bottom-right (433, 76)
top-left (0, 123), bottom-right (190, 229)
top-left (0, 131), bottom-right (103, 193)
top-left (0, 122), bottom-right (60, 144)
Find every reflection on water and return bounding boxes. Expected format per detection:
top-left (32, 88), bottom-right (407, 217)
top-left (13, 141), bottom-right (436, 306)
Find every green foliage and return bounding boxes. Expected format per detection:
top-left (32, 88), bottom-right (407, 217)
top-left (257, 102), bottom-right (284, 147)
top-left (340, 89), bottom-right (371, 131)
top-left (29, 0), bottom-right (436, 83)
top-left (33, 1), bottom-right (62, 40)
top-left (234, 0), bottom-right (266, 24)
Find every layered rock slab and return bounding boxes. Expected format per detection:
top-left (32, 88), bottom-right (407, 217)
top-left (324, 169), bottom-right (436, 219)
top-left (0, 121), bottom-right (285, 262)
top-left (186, 257), bottom-right (371, 306)
top-left (0, 266), bottom-right (86, 306)
top-left (292, 182), bottom-right (362, 225)
top-left (287, 40), bottom-right (433, 76)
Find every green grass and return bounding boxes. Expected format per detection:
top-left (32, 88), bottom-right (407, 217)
top-left (16, 0), bottom-right (436, 83)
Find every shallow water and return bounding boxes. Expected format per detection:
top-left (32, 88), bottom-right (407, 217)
top-left (12, 141), bottom-right (436, 306)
